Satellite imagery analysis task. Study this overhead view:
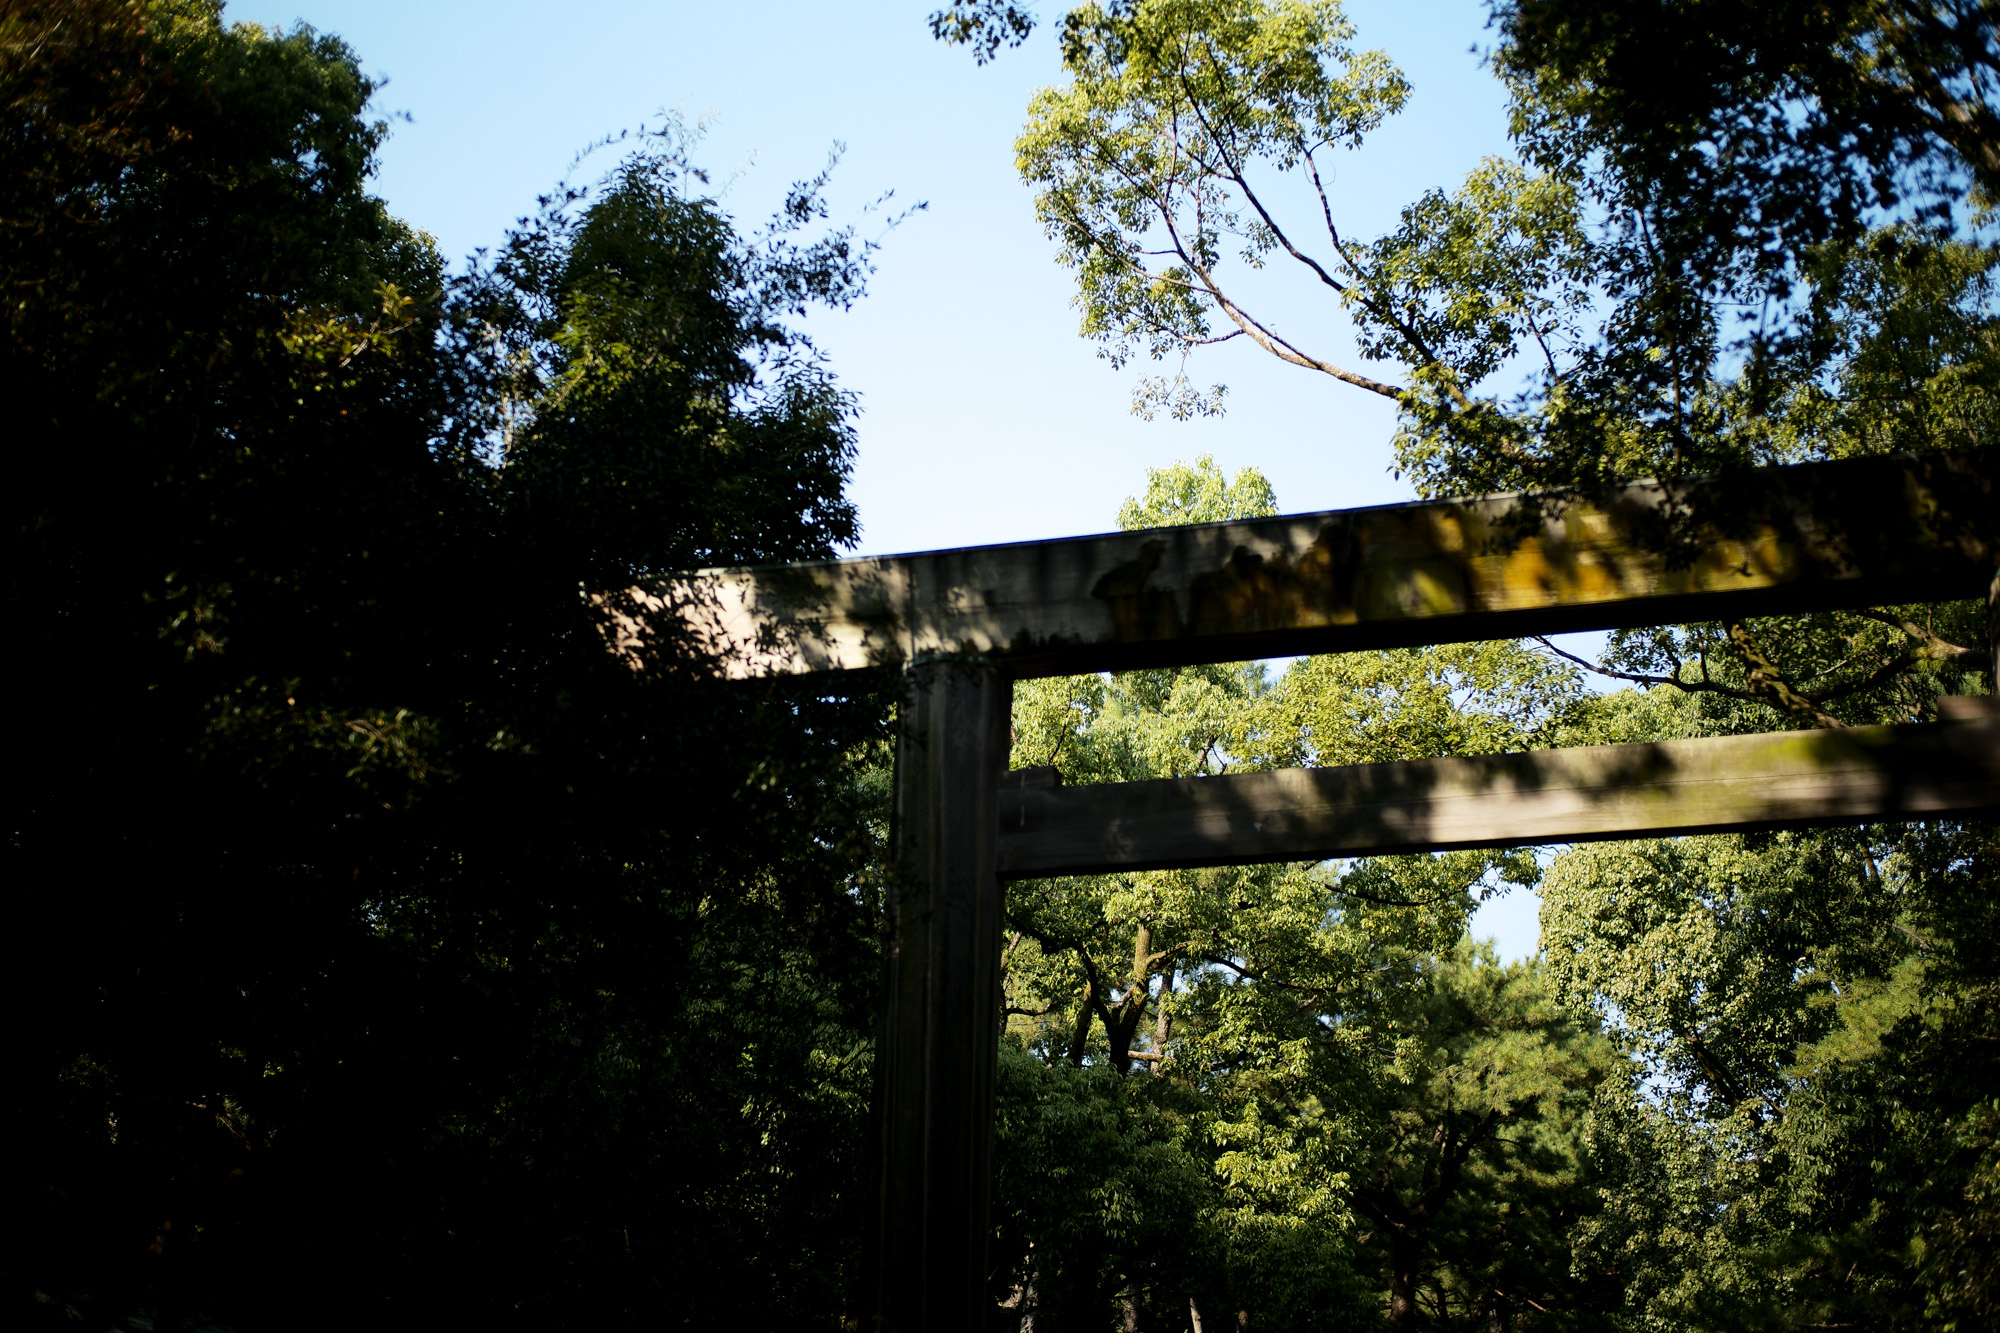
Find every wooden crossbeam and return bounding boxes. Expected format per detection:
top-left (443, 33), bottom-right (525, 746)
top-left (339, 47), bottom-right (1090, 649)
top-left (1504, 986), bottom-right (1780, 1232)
top-left (997, 709), bottom-right (2000, 879)
top-left (606, 451), bottom-right (1996, 680)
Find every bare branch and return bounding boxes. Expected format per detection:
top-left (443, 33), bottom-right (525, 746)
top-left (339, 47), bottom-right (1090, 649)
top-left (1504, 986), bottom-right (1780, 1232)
top-left (1530, 634), bottom-right (1758, 700)
top-left (1522, 306), bottom-right (1563, 381)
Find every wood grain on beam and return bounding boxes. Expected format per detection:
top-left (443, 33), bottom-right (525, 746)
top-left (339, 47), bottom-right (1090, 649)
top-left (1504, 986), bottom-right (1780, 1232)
top-left (603, 452), bottom-right (1996, 680)
top-left (996, 714), bottom-right (2000, 879)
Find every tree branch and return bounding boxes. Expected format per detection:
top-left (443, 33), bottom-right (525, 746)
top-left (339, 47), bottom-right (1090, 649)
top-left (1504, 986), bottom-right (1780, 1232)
top-left (1849, 609), bottom-right (1982, 666)
top-left (1531, 634), bottom-right (1767, 706)
top-left (1130, 130), bottom-right (1405, 399)
top-left (1725, 620), bottom-right (1847, 728)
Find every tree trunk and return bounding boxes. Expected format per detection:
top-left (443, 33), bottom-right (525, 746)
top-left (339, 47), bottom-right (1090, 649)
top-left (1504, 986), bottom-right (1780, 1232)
top-left (1150, 970), bottom-right (1173, 1076)
top-left (1067, 980), bottom-right (1094, 1064)
top-left (1386, 1232), bottom-right (1421, 1332)
top-left (1108, 924), bottom-right (1154, 1072)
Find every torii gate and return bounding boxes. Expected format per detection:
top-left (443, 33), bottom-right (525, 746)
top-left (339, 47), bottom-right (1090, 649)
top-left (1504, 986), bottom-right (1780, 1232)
top-left (602, 450), bottom-right (2000, 1331)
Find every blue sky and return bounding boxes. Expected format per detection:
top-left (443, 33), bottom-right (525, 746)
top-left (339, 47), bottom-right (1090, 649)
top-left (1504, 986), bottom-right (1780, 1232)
top-left (225, 0), bottom-right (1547, 959)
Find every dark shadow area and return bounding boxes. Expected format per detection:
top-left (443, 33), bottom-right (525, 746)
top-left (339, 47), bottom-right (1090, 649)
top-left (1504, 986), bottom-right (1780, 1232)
top-left (11, 15), bottom-right (896, 1328)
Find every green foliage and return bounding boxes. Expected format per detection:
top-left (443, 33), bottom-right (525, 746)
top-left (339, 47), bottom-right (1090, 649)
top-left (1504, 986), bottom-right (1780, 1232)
top-left (461, 129), bottom-right (880, 579)
top-left (1528, 600), bottom-right (2000, 1332)
top-left (18, 7), bottom-right (1993, 1332)
top-left (986, 0), bottom-right (1999, 746)
top-left (993, 459), bottom-right (1620, 1329)
top-left (1494, 0), bottom-right (2000, 254)
top-left (978, 0), bottom-right (1999, 499)
top-left (1117, 453), bottom-right (1279, 529)
top-left (1346, 944), bottom-right (1620, 1331)
top-left (1423, 0), bottom-right (2000, 495)
top-left (12, 5), bottom-right (893, 1328)
top-left (995, 460), bottom-right (1998, 1333)
top-left (1354, 156), bottom-right (1594, 401)
top-left (1536, 712), bottom-right (2000, 1330)
top-left (953, 3), bottom-right (2000, 1328)
top-left (991, 1048), bottom-right (1234, 1329)
top-left (1751, 228), bottom-right (2000, 464)
top-left (1015, 0), bottom-right (1411, 412)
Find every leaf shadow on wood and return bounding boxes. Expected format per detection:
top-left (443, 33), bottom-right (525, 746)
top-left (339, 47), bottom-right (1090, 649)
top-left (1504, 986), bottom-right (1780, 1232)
top-left (997, 713), bottom-right (2000, 879)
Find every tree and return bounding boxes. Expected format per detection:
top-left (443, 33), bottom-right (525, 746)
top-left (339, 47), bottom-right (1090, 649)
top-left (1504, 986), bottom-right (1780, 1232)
top-left (943, 0), bottom-right (1997, 480)
top-left (1407, 23), bottom-right (2000, 1320)
top-left (1345, 943), bottom-right (1618, 1333)
top-left (946, 0), bottom-right (1996, 722)
top-left (990, 458), bottom-right (1624, 1331)
top-left (940, 4), bottom-right (2000, 1326)
top-left (12, 5), bottom-right (896, 1327)
top-left (1533, 687), bottom-right (2000, 1331)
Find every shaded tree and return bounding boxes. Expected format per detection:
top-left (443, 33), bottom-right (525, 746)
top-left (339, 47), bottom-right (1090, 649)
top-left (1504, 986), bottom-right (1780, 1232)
top-left (12, 4), bottom-right (897, 1327)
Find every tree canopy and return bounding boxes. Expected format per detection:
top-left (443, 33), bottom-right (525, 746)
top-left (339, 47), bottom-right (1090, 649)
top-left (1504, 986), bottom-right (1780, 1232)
top-left (11, 2), bottom-right (1997, 1330)
top-left (14, 3), bottom-right (893, 1327)
top-left (988, 457), bottom-right (1620, 1329)
top-left (942, 0), bottom-right (1998, 488)
top-left (936, 3), bottom-right (2000, 1329)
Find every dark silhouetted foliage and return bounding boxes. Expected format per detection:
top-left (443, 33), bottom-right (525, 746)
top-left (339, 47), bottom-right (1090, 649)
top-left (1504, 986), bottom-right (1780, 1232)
top-left (11, 3), bottom-right (892, 1327)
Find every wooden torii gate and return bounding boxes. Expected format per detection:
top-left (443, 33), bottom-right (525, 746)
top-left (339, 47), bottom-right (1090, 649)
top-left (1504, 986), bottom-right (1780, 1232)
top-left (602, 450), bottom-right (2000, 1331)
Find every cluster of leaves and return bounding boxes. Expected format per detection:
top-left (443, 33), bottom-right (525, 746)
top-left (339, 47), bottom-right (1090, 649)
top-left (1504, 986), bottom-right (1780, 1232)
top-left (11, 3), bottom-right (895, 1328)
top-left (1428, 0), bottom-right (2000, 495)
top-left (1012, 0), bottom-right (1413, 417)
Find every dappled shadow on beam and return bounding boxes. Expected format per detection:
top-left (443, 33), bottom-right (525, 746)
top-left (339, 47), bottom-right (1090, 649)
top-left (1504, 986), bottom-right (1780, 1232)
top-left (997, 709), bottom-right (2000, 879)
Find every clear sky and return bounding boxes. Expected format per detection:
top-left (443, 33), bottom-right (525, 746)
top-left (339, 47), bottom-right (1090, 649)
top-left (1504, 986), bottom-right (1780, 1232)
top-left (224, 0), bottom-right (1547, 960)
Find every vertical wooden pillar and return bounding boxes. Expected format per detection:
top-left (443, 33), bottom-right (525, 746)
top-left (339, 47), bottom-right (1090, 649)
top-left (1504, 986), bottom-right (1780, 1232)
top-left (864, 655), bottom-right (1010, 1331)
top-left (1989, 568), bottom-right (1998, 691)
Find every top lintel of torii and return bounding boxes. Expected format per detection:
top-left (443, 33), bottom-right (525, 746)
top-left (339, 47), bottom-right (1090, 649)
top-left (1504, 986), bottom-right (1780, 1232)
top-left (597, 452), bottom-right (1997, 681)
